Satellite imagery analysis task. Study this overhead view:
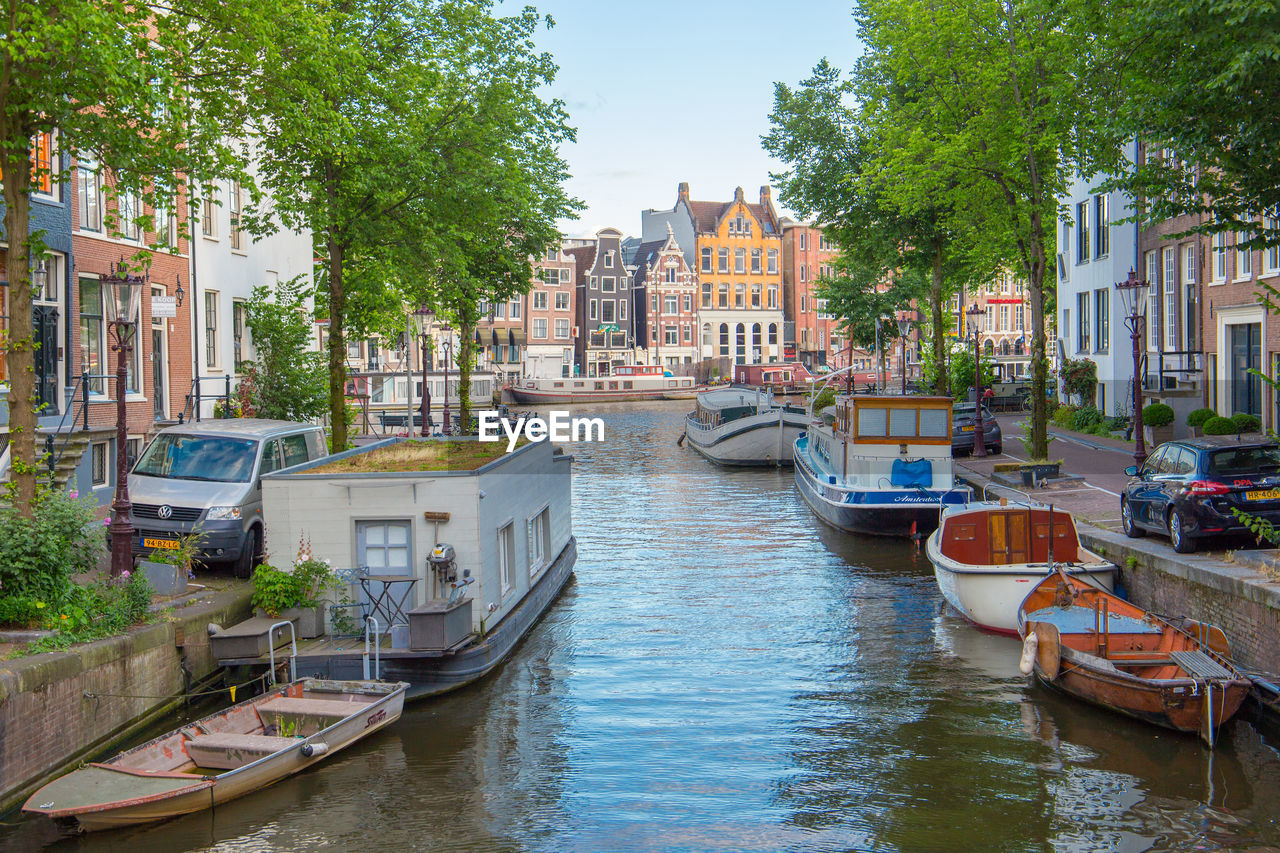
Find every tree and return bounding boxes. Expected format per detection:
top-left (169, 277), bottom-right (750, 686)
top-left (238, 280), bottom-right (327, 421)
top-left (854, 0), bottom-right (1110, 459)
top-left (1, 0), bottom-right (260, 513)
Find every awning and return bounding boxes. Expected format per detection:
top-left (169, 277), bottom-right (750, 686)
top-left (473, 328), bottom-right (483, 344)
top-left (490, 328), bottom-right (501, 347)
top-left (508, 328), bottom-right (527, 347)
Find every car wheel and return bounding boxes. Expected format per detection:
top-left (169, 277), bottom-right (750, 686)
top-left (1121, 499), bottom-right (1145, 538)
top-left (1169, 509), bottom-right (1196, 554)
top-left (233, 527), bottom-right (261, 579)
top-left (991, 443), bottom-right (1002, 454)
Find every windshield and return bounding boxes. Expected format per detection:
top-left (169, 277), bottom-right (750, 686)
top-left (133, 434), bottom-right (259, 482)
top-left (1208, 445), bottom-right (1280, 476)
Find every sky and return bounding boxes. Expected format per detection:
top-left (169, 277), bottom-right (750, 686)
top-left (503, 0), bottom-right (864, 238)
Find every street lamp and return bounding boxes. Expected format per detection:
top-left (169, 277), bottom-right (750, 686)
top-left (896, 310), bottom-right (913, 395)
top-left (1116, 268), bottom-right (1150, 467)
top-left (440, 326), bottom-right (453, 436)
top-left (102, 260), bottom-right (146, 578)
top-left (965, 302), bottom-right (987, 457)
top-left (410, 306), bottom-right (435, 436)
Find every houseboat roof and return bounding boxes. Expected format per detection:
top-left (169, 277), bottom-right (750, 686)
top-left (698, 388), bottom-right (773, 410)
top-left (833, 395), bottom-right (954, 446)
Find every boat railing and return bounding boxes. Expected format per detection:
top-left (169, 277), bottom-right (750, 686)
top-left (363, 616), bottom-right (382, 680)
top-left (267, 620), bottom-right (298, 685)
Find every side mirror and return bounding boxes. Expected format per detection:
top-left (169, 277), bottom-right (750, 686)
top-left (1124, 465), bottom-right (1138, 477)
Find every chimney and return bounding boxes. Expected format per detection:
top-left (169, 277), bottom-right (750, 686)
top-left (677, 182), bottom-right (690, 203)
top-left (760, 186), bottom-right (771, 206)
top-left (734, 186), bottom-right (745, 203)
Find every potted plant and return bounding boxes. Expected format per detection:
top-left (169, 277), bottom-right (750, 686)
top-left (1142, 402), bottom-right (1175, 446)
top-left (250, 536), bottom-right (337, 638)
top-left (1186, 407), bottom-right (1215, 437)
top-left (1232, 412), bottom-right (1262, 434)
top-left (1203, 415), bottom-right (1237, 436)
top-left (138, 528), bottom-right (203, 596)
top-left (1019, 459), bottom-right (1062, 486)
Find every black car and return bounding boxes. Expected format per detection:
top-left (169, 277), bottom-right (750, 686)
top-left (951, 403), bottom-right (1002, 456)
top-left (1121, 437), bottom-right (1280, 553)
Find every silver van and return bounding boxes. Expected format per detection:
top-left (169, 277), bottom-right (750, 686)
top-left (126, 419), bottom-right (328, 577)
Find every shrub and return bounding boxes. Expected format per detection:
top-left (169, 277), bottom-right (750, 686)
top-left (1052, 404), bottom-right (1078, 429)
top-left (1232, 412), bottom-right (1262, 434)
top-left (0, 596), bottom-right (46, 629)
top-left (1070, 406), bottom-right (1102, 432)
top-left (1060, 358), bottom-right (1098, 405)
top-left (251, 536), bottom-right (338, 616)
top-left (1187, 408), bottom-right (1216, 429)
top-left (1104, 416), bottom-right (1129, 432)
top-left (811, 387), bottom-right (837, 412)
top-left (1141, 402), bottom-right (1175, 427)
top-left (1203, 416), bottom-right (1238, 435)
top-left (0, 486), bottom-right (105, 604)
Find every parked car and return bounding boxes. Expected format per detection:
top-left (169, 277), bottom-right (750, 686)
top-left (1121, 437), bottom-right (1280, 553)
top-left (123, 419), bottom-right (329, 577)
top-left (951, 403), bottom-right (1002, 455)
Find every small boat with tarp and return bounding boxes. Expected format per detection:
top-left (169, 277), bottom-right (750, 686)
top-left (1017, 568), bottom-right (1250, 747)
top-left (23, 678), bottom-right (407, 832)
top-left (683, 386), bottom-right (809, 466)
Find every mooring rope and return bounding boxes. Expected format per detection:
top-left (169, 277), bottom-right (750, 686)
top-left (82, 672), bottom-right (269, 701)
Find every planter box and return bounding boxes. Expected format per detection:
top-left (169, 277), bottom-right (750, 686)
top-left (1144, 424), bottom-right (1174, 447)
top-left (139, 559), bottom-right (187, 596)
top-left (1188, 426), bottom-right (1203, 438)
top-left (210, 617), bottom-right (296, 660)
top-left (408, 598), bottom-right (473, 651)
top-left (1020, 463), bottom-right (1060, 486)
top-left (254, 605), bottom-right (326, 639)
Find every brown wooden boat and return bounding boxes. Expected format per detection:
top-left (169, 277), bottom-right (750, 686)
top-left (23, 678), bottom-right (407, 832)
top-left (1017, 570), bottom-right (1250, 747)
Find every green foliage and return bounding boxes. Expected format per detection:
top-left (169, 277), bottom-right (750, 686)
top-left (146, 527), bottom-right (206, 578)
top-left (0, 596), bottom-right (45, 629)
top-left (1232, 412), bottom-right (1262, 434)
top-left (1071, 406), bottom-right (1103, 432)
top-left (1060, 358), bottom-right (1098, 405)
top-left (811, 387), bottom-right (837, 412)
top-left (0, 486), bottom-right (105, 603)
top-left (1052, 405), bottom-right (1078, 429)
top-left (1203, 416), bottom-right (1238, 435)
top-left (238, 279), bottom-right (327, 422)
top-left (212, 396), bottom-right (243, 418)
top-left (17, 572), bottom-right (154, 655)
top-left (1141, 402), bottom-right (1175, 427)
top-left (1234, 507), bottom-right (1280, 548)
top-left (1187, 407), bottom-right (1216, 428)
top-left (251, 537), bottom-right (339, 616)
top-left (948, 347), bottom-right (997, 401)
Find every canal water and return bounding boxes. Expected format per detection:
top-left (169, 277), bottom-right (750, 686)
top-left (8, 402), bottom-right (1280, 852)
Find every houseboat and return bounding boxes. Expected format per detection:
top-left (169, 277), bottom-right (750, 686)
top-left (683, 387), bottom-right (809, 467)
top-left (793, 394), bottom-right (970, 537)
top-left (214, 437), bottom-right (575, 701)
top-left (731, 362), bottom-right (814, 395)
top-left (510, 365), bottom-right (698, 404)
top-left (927, 501), bottom-right (1116, 634)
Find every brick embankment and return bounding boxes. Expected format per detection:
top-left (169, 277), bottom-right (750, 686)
top-left (0, 583), bottom-right (253, 814)
top-left (953, 455), bottom-right (1280, 675)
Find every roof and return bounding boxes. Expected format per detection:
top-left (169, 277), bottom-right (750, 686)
top-left (1164, 435), bottom-right (1277, 450)
top-left (629, 239), bottom-right (666, 284)
top-left (156, 419), bottom-right (320, 440)
top-left (564, 245), bottom-right (596, 283)
top-left (685, 199), bottom-right (780, 237)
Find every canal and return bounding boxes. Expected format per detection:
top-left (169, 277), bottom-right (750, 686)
top-left (9, 402), bottom-right (1280, 852)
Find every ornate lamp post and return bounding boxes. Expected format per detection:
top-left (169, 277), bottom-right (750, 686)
top-left (102, 261), bottom-right (146, 578)
top-left (965, 303), bottom-right (987, 457)
top-left (896, 310), bottom-right (913, 395)
top-left (1116, 268), bottom-right (1150, 467)
top-left (440, 326), bottom-right (453, 436)
top-left (410, 306), bottom-right (435, 436)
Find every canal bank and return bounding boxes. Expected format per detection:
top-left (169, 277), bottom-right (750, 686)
top-left (0, 583), bottom-right (252, 814)
top-left (954, 452), bottom-right (1280, 674)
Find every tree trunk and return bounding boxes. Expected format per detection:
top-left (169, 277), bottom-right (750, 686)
top-left (931, 240), bottom-right (947, 396)
top-left (457, 318), bottom-right (473, 434)
top-left (325, 226), bottom-right (347, 452)
top-left (2, 145), bottom-right (37, 515)
top-left (1027, 223), bottom-right (1049, 460)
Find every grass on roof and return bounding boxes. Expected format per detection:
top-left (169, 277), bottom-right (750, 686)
top-left (308, 439), bottom-right (526, 474)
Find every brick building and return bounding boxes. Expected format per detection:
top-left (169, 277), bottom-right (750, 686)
top-left (781, 221), bottom-right (842, 368)
top-left (526, 245), bottom-right (577, 379)
top-left (632, 226), bottom-right (698, 369)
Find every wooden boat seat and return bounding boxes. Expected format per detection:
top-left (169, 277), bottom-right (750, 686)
top-left (257, 697), bottom-right (365, 719)
top-left (1169, 649), bottom-right (1234, 680)
top-left (185, 733), bottom-right (297, 770)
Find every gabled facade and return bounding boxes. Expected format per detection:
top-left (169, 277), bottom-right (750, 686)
top-left (526, 244), bottom-right (577, 379)
top-left (632, 226), bottom-right (698, 368)
top-left (642, 183), bottom-right (784, 365)
top-left (570, 228), bottom-right (635, 377)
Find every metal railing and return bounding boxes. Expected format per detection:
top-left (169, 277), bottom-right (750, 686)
top-left (42, 372), bottom-right (111, 482)
top-left (178, 374), bottom-right (234, 424)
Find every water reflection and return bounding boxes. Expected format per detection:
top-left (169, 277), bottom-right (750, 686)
top-left (6, 402), bottom-right (1280, 852)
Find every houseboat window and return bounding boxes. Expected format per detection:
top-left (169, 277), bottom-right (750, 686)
top-left (889, 408), bottom-right (916, 436)
top-left (919, 408), bottom-right (949, 437)
top-left (553, 382), bottom-right (564, 388)
top-left (528, 507), bottom-right (550, 575)
top-left (681, 379), bottom-right (691, 386)
top-left (357, 521), bottom-right (410, 574)
top-left (609, 381), bottom-right (619, 390)
top-left (668, 380), bottom-right (677, 388)
top-left (574, 382), bottom-right (585, 388)
top-left (595, 382), bottom-right (604, 390)
top-left (857, 408), bottom-right (887, 437)
top-left (623, 381), bottom-right (633, 389)
top-left (498, 522), bottom-right (515, 595)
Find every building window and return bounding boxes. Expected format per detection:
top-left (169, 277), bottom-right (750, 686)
top-left (701, 282), bottom-right (712, 308)
top-left (509, 298), bottom-right (521, 320)
top-left (229, 182), bottom-right (244, 251)
top-left (767, 285), bottom-right (778, 309)
top-left (751, 248), bottom-right (762, 274)
top-left (769, 323), bottom-right (778, 345)
top-left (531, 318), bottom-right (547, 339)
top-left (1015, 304), bottom-right (1024, 332)
top-left (701, 247), bottom-right (712, 272)
top-left (718, 248), bottom-right (728, 273)
top-left (1076, 291), bottom-right (1089, 353)
top-left (77, 157), bottom-right (102, 232)
top-left (32, 131), bottom-right (57, 197)
top-left (79, 279), bottom-right (106, 394)
top-left (204, 290), bottom-right (219, 368)
top-left (800, 264), bottom-right (807, 283)
top-left (201, 188), bottom-right (218, 238)
top-left (555, 292), bottom-right (569, 311)
top-left (683, 324), bottom-right (692, 343)
top-left (619, 299), bottom-right (627, 320)
top-left (1093, 288), bottom-right (1108, 353)
top-left (528, 507), bottom-right (550, 575)
top-left (601, 300), bottom-right (614, 324)
top-left (1163, 247), bottom-right (1178, 348)
top-left (532, 291), bottom-right (548, 310)
top-left (555, 318), bottom-right (569, 339)
top-left (748, 283), bottom-right (759, 309)
top-left (664, 326), bottom-right (678, 345)
top-left (118, 188), bottom-right (142, 241)
top-left (1212, 231), bottom-right (1227, 281)
top-left (718, 284), bottom-right (729, 309)
top-left (734, 248), bottom-right (746, 274)
top-left (232, 300), bottom-right (248, 369)
top-left (800, 294), bottom-right (808, 314)
top-left (604, 251), bottom-right (614, 269)
top-left (719, 323), bottom-right (729, 356)
top-left (1094, 194), bottom-right (1109, 258)
top-left (1237, 232), bottom-right (1252, 279)
top-left (767, 249), bottom-right (778, 274)
top-left (357, 520), bottom-right (411, 575)
top-left (1184, 243), bottom-right (1198, 347)
top-left (799, 232), bottom-right (807, 250)
top-left (734, 283), bottom-right (745, 309)
top-left (1075, 200), bottom-right (1089, 263)
top-left (602, 277), bottom-right (615, 293)
top-left (664, 294), bottom-right (678, 314)
top-left (91, 442), bottom-right (108, 486)
top-left (1265, 213), bottom-right (1280, 274)
top-left (498, 521), bottom-right (515, 594)
top-left (1145, 250), bottom-right (1158, 350)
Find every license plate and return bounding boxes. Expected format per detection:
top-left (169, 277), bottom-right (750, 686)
top-left (143, 537), bottom-right (180, 550)
top-left (1246, 490), bottom-right (1280, 501)
top-left (960, 425), bottom-right (974, 432)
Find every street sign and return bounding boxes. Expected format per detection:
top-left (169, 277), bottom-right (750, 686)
top-left (150, 295), bottom-right (177, 318)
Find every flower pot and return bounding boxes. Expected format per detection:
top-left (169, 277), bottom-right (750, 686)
top-left (255, 604), bottom-right (326, 639)
top-left (1144, 424), bottom-right (1174, 447)
top-left (140, 559), bottom-right (187, 596)
top-left (1188, 426), bottom-right (1203, 438)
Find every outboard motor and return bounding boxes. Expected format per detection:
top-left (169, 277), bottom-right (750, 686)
top-left (428, 543), bottom-right (457, 585)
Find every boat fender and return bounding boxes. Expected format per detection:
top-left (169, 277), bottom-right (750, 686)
top-left (301, 742), bottom-right (329, 758)
top-left (1019, 633), bottom-right (1039, 675)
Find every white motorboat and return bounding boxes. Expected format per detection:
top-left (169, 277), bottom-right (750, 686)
top-left (683, 386), bottom-right (809, 467)
top-left (926, 501), bottom-right (1117, 634)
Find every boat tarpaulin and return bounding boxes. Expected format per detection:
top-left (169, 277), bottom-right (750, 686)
top-left (890, 458), bottom-right (932, 488)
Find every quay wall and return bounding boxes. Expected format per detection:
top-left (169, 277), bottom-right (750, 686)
top-left (0, 586), bottom-right (252, 814)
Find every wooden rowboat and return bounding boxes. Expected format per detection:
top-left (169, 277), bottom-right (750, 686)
top-left (23, 678), bottom-right (407, 832)
top-left (1017, 570), bottom-right (1249, 748)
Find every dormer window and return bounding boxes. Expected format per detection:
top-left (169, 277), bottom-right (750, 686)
top-left (604, 251), bottom-right (614, 268)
